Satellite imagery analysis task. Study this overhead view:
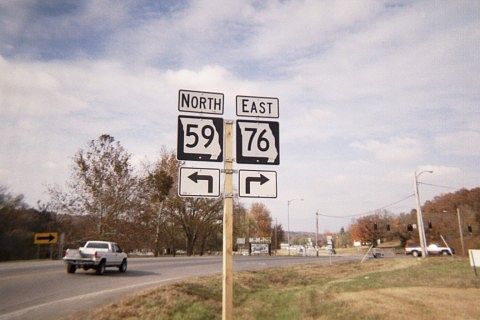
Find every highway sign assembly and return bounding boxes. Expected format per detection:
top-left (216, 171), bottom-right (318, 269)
top-left (236, 120), bottom-right (279, 165)
top-left (178, 89), bottom-right (224, 115)
top-left (236, 95), bottom-right (279, 118)
top-left (177, 115), bottom-right (224, 162)
top-left (176, 89), bottom-right (280, 320)
top-left (34, 232), bottom-right (58, 244)
top-left (179, 167), bottom-right (221, 197)
top-left (239, 170), bottom-right (277, 198)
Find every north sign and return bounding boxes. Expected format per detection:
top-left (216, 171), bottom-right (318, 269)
top-left (179, 167), bottom-right (221, 197)
top-left (34, 232), bottom-right (58, 244)
top-left (236, 95), bottom-right (279, 118)
top-left (177, 115), bottom-right (223, 162)
top-left (239, 170), bottom-right (277, 198)
top-left (178, 89), bottom-right (224, 115)
top-left (236, 120), bottom-right (279, 165)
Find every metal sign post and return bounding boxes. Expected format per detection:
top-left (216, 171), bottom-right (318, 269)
top-left (222, 121), bottom-right (234, 320)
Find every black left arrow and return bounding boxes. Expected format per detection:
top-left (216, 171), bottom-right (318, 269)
top-left (188, 172), bottom-right (214, 193)
top-left (245, 174), bottom-right (269, 194)
top-left (37, 234), bottom-right (55, 242)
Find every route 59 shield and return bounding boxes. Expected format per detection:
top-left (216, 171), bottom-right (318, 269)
top-left (177, 115), bottom-right (223, 162)
top-left (236, 120), bottom-right (279, 165)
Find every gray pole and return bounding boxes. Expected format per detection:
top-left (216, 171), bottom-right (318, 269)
top-left (457, 208), bottom-right (465, 256)
top-left (316, 211), bottom-right (319, 257)
top-left (287, 201), bottom-right (290, 256)
top-left (274, 218), bottom-right (278, 256)
top-left (414, 171), bottom-right (430, 258)
top-left (287, 198), bottom-right (303, 256)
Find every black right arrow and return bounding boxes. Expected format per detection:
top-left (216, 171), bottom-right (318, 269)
top-left (245, 174), bottom-right (269, 194)
top-left (37, 234), bottom-right (55, 242)
top-left (188, 172), bottom-right (214, 193)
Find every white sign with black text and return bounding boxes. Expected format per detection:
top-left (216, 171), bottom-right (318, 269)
top-left (178, 89), bottom-right (224, 115)
top-left (236, 95), bottom-right (279, 118)
top-left (179, 167), bottom-right (221, 198)
top-left (239, 170), bottom-right (277, 198)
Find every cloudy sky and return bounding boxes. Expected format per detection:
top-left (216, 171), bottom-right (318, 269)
top-left (1, 0), bottom-right (479, 233)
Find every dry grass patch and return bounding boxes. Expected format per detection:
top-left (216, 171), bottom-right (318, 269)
top-left (79, 257), bottom-right (480, 320)
top-left (336, 287), bottom-right (480, 320)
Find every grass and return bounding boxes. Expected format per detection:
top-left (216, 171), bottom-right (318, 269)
top-left (80, 257), bottom-right (480, 320)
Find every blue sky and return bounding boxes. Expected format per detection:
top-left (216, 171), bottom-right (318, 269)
top-left (1, 0), bottom-right (479, 233)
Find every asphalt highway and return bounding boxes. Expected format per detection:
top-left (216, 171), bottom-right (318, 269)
top-left (0, 255), bottom-right (361, 320)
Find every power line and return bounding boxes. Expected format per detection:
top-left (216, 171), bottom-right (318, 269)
top-left (317, 193), bottom-right (415, 219)
top-left (417, 182), bottom-right (457, 190)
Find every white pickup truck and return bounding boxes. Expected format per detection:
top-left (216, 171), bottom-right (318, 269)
top-left (63, 240), bottom-right (128, 275)
top-left (405, 243), bottom-right (454, 257)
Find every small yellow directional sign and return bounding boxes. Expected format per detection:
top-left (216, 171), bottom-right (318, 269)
top-left (34, 232), bottom-right (58, 244)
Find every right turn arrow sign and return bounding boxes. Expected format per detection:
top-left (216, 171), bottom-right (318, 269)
top-left (239, 170), bottom-right (277, 198)
top-left (245, 174), bottom-right (269, 194)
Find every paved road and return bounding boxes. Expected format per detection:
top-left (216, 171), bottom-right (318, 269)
top-left (0, 255), bottom-right (361, 320)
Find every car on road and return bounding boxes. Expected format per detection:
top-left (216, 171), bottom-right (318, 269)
top-left (63, 240), bottom-right (128, 275)
top-left (405, 243), bottom-right (454, 257)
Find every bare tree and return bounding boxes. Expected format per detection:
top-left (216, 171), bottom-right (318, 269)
top-left (49, 134), bottom-right (137, 238)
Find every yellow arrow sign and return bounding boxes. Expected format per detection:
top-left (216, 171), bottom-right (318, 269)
top-left (34, 232), bottom-right (58, 244)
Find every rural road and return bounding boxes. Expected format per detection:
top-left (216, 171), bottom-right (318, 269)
top-left (0, 255), bottom-right (361, 320)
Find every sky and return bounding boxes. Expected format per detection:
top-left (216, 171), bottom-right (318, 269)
top-left (1, 0), bottom-right (479, 234)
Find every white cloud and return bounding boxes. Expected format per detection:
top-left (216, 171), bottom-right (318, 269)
top-left (352, 137), bottom-right (424, 162)
top-left (435, 131), bottom-right (480, 156)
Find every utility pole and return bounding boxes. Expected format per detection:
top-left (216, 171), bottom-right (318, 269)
top-left (414, 170), bottom-right (432, 258)
top-left (457, 208), bottom-right (465, 256)
top-left (287, 200), bottom-right (291, 256)
top-left (316, 211), bottom-right (319, 257)
top-left (274, 218), bottom-right (278, 256)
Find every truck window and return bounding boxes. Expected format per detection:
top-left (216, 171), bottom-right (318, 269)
top-left (86, 242), bottom-right (109, 249)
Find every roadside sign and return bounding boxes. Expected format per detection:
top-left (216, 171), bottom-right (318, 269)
top-left (236, 95), bottom-right (279, 118)
top-left (179, 167), bottom-right (221, 197)
top-left (177, 115), bottom-right (224, 162)
top-left (236, 120), bottom-right (279, 165)
top-left (34, 232), bottom-right (58, 244)
top-left (178, 89), bottom-right (224, 115)
top-left (239, 170), bottom-right (277, 198)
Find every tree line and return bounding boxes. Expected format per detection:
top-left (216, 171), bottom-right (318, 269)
top-left (1, 134), bottom-right (285, 261)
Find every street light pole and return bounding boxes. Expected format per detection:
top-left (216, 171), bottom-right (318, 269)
top-left (316, 211), bottom-right (319, 257)
top-left (414, 170), bottom-right (432, 258)
top-left (287, 198), bottom-right (303, 256)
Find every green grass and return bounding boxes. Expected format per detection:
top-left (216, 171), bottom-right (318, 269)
top-left (83, 257), bottom-right (480, 320)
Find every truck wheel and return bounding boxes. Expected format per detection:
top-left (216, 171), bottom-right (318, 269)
top-left (412, 251), bottom-right (420, 257)
top-left (67, 263), bottom-right (76, 274)
top-left (119, 259), bottom-right (127, 273)
top-left (96, 261), bottom-right (106, 275)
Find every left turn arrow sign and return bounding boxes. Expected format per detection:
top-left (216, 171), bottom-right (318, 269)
top-left (179, 167), bottom-right (221, 198)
